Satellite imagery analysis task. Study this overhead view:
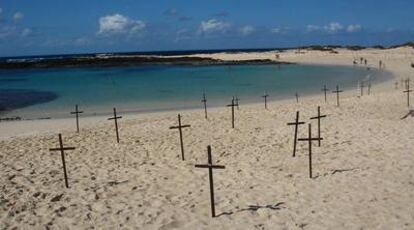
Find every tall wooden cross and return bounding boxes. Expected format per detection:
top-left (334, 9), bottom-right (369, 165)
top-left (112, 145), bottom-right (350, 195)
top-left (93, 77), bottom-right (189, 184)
top-left (70, 104), bottom-right (83, 133)
top-left (321, 85), bottom-right (329, 103)
top-left (287, 111), bottom-right (305, 157)
top-left (169, 114), bottom-right (191, 161)
top-left (332, 85), bottom-right (343, 107)
top-left (310, 106), bottom-right (327, 147)
top-left (227, 98), bottom-right (237, 128)
top-left (262, 92), bottom-right (269, 109)
top-left (295, 92), bottom-right (299, 103)
top-left (201, 93), bottom-right (208, 119)
top-left (107, 108), bottom-right (122, 143)
top-left (49, 134), bottom-right (75, 188)
top-left (404, 79), bottom-right (412, 107)
top-left (298, 124), bottom-right (323, 178)
top-left (195, 145), bottom-right (225, 218)
top-left (360, 81), bottom-right (365, 97)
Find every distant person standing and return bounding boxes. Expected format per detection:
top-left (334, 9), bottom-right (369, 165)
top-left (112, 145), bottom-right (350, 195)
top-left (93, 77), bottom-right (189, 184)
top-left (360, 57), bottom-right (364, 64)
top-left (379, 60), bottom-right (382, 69)
top-left (364, 59), bottom-right (367, 65)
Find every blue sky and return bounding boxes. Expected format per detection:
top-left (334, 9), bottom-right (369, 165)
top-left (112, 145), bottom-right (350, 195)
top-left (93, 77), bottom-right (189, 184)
top-left (1, 0), bottom-right (413, 57)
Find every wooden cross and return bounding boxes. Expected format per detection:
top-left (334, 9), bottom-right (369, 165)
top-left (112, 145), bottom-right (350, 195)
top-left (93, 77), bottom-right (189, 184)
top-left (107, 108), bottom-right (122, 143)
top-left (227, 98), bottom-right (237, 128)
top-left (195, 145), bottom-right (225, 218)
top-left (262, 92), bottom-right (269, 109)
top-left (404, 79), bottom-right (412, 107)
top-left (70, 104), bottom-right (83, 133)
top-left (298, 124), bottom-right (323, 178)
top-left (169, 114), bottom-right (191, 161)
top-left (332, 85), bottom-right (343, 107)
top-left (295, 92), bottom-right (299, 103)
top-left (360, 81), bottom-right (365, 97)
top-left (310, 106), bottom-right (327, 147)
top-left (201, 93), bottom-right (208, 119)
top-left (287, 111), bottom-right (305, 157)
top-left (321, 85), bottom-right (329, 103)
top-left (49, 134), bottom-right (75, 188)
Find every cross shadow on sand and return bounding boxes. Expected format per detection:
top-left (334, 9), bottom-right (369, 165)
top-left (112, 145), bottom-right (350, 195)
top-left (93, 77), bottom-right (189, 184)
top-left (216, 202), bottom-right (285, 217)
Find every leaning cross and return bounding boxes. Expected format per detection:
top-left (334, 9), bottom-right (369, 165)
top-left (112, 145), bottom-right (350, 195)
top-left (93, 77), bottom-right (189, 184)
top-left (287, 111), bottom-right (305, 157)
top-left (332, 85), bottom-right (343, 107)
top-left (298, 124), bottom-right (323, 178)
top-left (108, 108), bottom-right (122, 143)
top-left (310, 106), bottom-right (327, 147)
top-left (195, 145), bottom-right (225, 218)
top-left (262, 93), bottom-right (269, 109)
top-left (169, 114), bottom-right (191, 161)
top-left (49, 134), bottom-right (75, 188)
top-left (70, 104), bottom-right (83, 133)
top-left (321, 85), bottom-right (329, 103)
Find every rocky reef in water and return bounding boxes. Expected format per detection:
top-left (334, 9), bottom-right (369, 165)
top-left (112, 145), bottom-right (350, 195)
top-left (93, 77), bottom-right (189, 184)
top-left (0, 56), bottom-right (291, 69)
top-left (0, 89), bottom-right (58, 113)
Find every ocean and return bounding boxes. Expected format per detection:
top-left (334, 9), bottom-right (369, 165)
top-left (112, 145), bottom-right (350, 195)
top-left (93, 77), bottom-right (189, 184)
top-left (0, 64), bottom-right (392, 119)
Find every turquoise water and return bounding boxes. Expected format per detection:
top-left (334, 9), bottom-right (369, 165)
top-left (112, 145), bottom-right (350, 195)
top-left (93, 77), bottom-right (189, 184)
top-left (0, 64), bottom-right (391, 119)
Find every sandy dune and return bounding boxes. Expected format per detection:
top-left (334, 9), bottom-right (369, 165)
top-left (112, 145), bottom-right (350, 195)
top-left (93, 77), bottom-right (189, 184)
top-left (1, 47), bottom-right (414, 229)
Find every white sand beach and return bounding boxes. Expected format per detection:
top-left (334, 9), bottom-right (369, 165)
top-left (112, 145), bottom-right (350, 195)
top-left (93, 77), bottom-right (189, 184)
top-left (1, 47), bottom-right (414, 229)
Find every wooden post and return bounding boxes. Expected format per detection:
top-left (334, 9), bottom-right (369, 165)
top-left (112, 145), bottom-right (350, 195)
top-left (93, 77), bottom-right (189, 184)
top-left (321, 85), bottom-right (329, 103)
top-left (287, 111), bottom-right (305, 157)
top-left (404, 79), bottom-right (412, 107)
top-left (70, 104), bottom-right (83, 133)
top-left (332, 85), bottom-right (343, 107)
top-left (107, 108), bottom-right (122, 143)
top-left (310, 106), bottom-right (327, 147)
top-left (298, 124), bottom-right (323, 178)
top-left (195, 145), bottom-right (225, 218)
top-left (227, 98), bottom-right (237, 128)
top-left (169, 114), bottom-right (191, 161)
top-left (202, 93), bottom-right (208, 119)
top-left (49, 134), bottom-right (75, 188)
top-left (262, 93), bottom-right (269, 110)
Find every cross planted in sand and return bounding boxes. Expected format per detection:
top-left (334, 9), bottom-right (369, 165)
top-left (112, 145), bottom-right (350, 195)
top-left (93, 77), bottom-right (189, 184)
top-left (332, 85), bottom-right (343, 107)
top-left (70, 104), bottom-right (83, 133)
top-left (298, 124), bottom-right (323, 178)
top-left (404, 79), bottom-right (412, 107)
top-left (262, 92), bottom-right (269, 109)
top-left (310, 106), bottom-right (326, 147)
top-left (321, 85), bottom-right (329, 103)
top-left (49, 134), bottom-right (75, 188)
top-left (287, 111), bottom-right (305, 157)
top-left (227, 97), bottom-right (238, 128)
top-left (195, 145), bottom-right (225, 218)
top-left (169, 114), bottom-right (191, 161)
top-left (201, 93), bottom-right (208, 119)
top-left (107, 108), bottom-right (122, 143)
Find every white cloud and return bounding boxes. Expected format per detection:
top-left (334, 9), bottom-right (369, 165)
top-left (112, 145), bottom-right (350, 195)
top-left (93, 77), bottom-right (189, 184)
top-left (306, 25), bottom-right (321, 32)
top-left (271, 28), bottom-right (281, 34)
top-left (199, 19), bottom-right (230, 33)
top-left (13, 12), bottom-right (24, 22)
top-left (98, 14), bottom-right (146, 36)
top-left (346, 24), bottom-right (362, 33)
top-left (21, 28), bottom-right (31, 37)
top-left (240, 25), bottom-right (255, 36)
top-left (324, 22), bottom-right (343, 33)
